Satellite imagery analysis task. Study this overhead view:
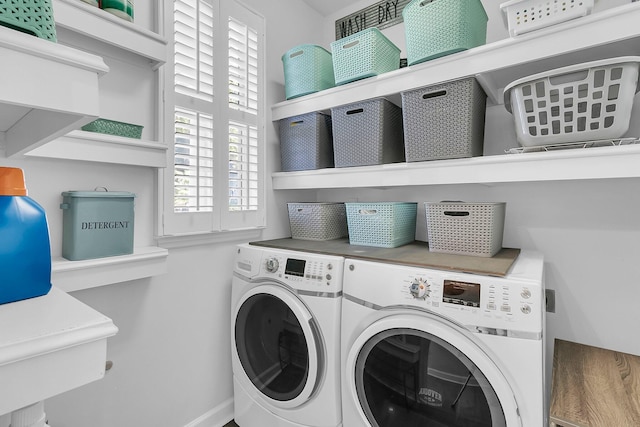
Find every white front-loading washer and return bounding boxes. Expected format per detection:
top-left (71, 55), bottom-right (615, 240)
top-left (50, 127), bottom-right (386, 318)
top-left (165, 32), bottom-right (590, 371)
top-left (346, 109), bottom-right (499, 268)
top-left (231, 243), bottom-right (344, 427)
top-left (341, 251), bottom-right (546, 427)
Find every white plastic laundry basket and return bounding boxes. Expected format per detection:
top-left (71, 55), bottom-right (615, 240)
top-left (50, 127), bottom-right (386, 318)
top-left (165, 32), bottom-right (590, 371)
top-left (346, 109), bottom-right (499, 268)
top-left (500, 0), bottom-right (594, 37)
top-left (504, 56), bottom-right (640, 147)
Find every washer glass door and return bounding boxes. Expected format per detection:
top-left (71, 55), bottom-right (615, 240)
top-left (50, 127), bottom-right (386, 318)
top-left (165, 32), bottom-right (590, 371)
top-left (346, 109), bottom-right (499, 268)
top-left (355, 328), bottom-right (506, 427)
top-left (235, 288), bottom-right (320, 404)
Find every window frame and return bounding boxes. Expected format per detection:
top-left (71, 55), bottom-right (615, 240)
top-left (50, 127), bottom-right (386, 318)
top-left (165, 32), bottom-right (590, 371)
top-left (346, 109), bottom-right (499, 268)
top-left (158, 0), bottom-right (266, 239)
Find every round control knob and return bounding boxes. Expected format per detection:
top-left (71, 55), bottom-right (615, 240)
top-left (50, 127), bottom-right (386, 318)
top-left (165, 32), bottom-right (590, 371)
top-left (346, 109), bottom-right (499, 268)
top-left (265, 257), bottom-right (279, 273)
top-left (409, 278), bottom-right (430, 299)
top-left (520, 288), bottom-right (532, 299)
top-left (521, 304), bottom-right (532, 314)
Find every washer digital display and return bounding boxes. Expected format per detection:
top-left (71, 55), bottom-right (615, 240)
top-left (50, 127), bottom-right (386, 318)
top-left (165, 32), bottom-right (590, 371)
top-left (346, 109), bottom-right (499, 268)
top-left (285, 258), bottom-right (306, 277)
top-left (443, 280), bottom-right (481, 307)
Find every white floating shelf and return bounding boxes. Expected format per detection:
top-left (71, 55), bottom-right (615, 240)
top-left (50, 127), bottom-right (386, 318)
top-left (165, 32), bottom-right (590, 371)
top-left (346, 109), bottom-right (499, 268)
top-left (0, 287), bottom-right (117, 415)
top-left (52, 246), bottom-right (169, 293)
top-left (27, 130), bottom-right (168, 167)
top-left (53, 0), bottom-right (168, 67)
top-left (0, 26), bottom-right (108, 158)
top-left (271, 2), bottom-right (640, 120)
top-left (272, 144), bottom-right (640, 189)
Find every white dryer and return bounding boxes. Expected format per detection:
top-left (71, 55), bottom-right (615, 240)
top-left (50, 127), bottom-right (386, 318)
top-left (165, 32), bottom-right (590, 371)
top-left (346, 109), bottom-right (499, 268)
top-left (231, 243), bottom-right (344, 427)
top-left (341, 251), bottom-right (546, 427)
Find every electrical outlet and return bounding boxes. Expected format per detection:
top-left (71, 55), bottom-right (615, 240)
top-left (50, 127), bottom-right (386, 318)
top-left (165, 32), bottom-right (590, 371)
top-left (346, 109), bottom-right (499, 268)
top-left (545, 289), bottom-right (556, 313)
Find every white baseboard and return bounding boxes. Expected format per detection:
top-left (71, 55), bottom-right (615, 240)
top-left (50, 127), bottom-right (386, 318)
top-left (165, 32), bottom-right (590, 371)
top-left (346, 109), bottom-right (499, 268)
top-left (184, 398), bottom-right (234, 427)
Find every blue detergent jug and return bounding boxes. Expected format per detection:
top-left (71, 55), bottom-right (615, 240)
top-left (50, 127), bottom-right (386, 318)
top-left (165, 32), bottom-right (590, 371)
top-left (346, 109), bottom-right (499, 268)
top-left (0, 167), bottom-right (52, 305)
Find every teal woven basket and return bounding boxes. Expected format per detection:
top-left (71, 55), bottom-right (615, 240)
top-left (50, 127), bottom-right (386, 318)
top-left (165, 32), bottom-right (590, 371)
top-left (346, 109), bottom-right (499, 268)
top-left (403, 0), bottom-right (487, 66)
top-left (282, 44), bottom-right (335, 100)
top-left (82, 119), bottom-right (144, 139)
top-left (346, 202), bottom-right (417, 248)
top-left (0, 0), bottom-right (57, 42)
top-left (331, 28), bottom-right (401, 86)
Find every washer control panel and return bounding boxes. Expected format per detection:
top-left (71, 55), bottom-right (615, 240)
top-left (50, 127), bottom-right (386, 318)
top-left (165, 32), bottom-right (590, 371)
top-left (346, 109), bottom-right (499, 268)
top-left (258, 251), bottom-right (343, 293)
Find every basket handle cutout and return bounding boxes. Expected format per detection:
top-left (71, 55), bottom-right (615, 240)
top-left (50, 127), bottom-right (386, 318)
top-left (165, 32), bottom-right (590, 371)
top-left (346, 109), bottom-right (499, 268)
top-left (419, 0), bottom-right (435, 6)
top-left (549, 70), bottom-right (589, 86)
top-left (290, 120), bottom-right (304, 127)
top-left (343, 40), bottom-right (360, 49)
top-left (346, 108), bottom-right (364, 115)
top-left (290, 50), bottom-right (304, 58)
top-left (358, 209), bottom-right (378, 215)
top-left (444, 211), bottom-right (470, 217)
top-left (422, 90), bottom-right (447, 100)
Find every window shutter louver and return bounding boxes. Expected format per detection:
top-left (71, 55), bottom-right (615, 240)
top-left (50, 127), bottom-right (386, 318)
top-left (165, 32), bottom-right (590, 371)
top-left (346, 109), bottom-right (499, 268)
top-left (162, 0), bottom-right (265, 235)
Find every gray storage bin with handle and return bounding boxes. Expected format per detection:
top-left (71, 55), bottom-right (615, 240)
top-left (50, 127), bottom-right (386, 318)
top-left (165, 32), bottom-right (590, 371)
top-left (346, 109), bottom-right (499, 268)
top-left (402, 77), bottom-right (487, 161)
top-left (331, 98), bottom-right (404, 167)
top-left (287, 202), bottom-right (347, 241)
top-left (425, 201), bottom-right (505, 257)
top-left (279, 112), bottom-right (334, 171)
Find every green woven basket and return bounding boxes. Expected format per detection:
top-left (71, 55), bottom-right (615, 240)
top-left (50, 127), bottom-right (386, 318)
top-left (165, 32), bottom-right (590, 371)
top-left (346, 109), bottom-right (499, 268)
top-left (403, 0), bottom-right (487, 66)
top-left (331, 28), bottom-right (401, 86)
top-left (346, 202), bottom-right (417, 248)
top-left (0, 0), bottom-right (57, 42)
top-left (82, 119), bottom-right (144, 139)
top-left (282, 44), bottom-right (335, 100)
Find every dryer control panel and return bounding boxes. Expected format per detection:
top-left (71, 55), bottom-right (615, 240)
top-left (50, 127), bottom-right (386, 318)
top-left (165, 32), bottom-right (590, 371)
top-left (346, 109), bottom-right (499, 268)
top-left (343, 252), bottom-right (544, 335)
top-left (402, 273), bottom-right (542, 334)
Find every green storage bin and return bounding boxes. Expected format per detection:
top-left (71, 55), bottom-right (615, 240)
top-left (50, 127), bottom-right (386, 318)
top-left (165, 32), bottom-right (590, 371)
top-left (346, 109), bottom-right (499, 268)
top-left (331, 27), bottom-right (401, 86)
top-left (0, 0), bottom-right (57, 42)
top-left (81, 119), bottom-right (144, 139)
top-left (60, 190), bottom-right (135, 261)
top-left (403, 0), bottom-right (487, 66)
top-left (346, 202), bottom-right (417, 248)
top-left (282, 44), bottom-right (335, 99)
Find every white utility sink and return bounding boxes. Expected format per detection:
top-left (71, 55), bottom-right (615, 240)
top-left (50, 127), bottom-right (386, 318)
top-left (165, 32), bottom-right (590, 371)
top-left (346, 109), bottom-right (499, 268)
top-left (0, 287), bottom-right (118, 420)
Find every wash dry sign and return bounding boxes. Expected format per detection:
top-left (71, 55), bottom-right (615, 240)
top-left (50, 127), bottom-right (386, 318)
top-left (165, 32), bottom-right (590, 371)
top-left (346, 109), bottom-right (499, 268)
top-left (335, 0), bottom-right (412, 39)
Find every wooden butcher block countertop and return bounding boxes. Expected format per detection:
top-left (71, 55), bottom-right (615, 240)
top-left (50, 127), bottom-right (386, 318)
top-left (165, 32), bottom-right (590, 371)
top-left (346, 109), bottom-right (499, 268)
top-left (250, 238), bottom-right (520, 277)
top-left (550, 339), bottom-right (640, 427)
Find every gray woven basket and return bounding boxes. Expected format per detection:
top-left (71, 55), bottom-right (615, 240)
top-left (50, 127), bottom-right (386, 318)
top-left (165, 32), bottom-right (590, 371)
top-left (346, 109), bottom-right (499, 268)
top-left (279, 112), bottom-right (333, 171)
top-left (425, 202), bottom-right (505, 257)
top-left (331, 98), bottom-right (404, 167)
top-left (287, 203), bottom-right (347, 241)
top-left (402, 77), bottom-right (486, 162)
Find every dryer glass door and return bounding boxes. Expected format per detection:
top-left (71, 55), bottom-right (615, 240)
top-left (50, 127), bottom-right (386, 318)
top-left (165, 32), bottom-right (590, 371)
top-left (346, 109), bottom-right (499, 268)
top-left (355, 328), bottom-right (505, 427)
top-left (235, 290), bottom-right (320, 404)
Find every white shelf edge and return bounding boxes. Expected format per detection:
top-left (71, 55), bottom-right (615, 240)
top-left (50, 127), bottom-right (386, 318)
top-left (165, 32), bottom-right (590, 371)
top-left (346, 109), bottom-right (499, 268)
top-left (0, 26), bottom-right (107, 158)
top-left (27, 130), bottom-right (168, 167)
top-left (52, 246), bottom-right (169, 292)
top-left (0, 287), bottom-right (118, 415)
top-left (271, 2), bottom-right (640, 121)
top-left (0, 25), bottom-right (109, 75)
top-left (272, 144), bottom-right (640, 189)
top-left (53, 0), bottom-right (168, 66)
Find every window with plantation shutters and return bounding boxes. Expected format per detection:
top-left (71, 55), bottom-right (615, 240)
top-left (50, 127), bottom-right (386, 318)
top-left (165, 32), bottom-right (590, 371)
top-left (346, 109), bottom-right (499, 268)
top-left (162, 0), bottom-right (265, 235)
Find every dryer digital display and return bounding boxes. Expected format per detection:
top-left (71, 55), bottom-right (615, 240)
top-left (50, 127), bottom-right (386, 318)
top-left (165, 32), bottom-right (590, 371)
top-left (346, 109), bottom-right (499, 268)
top-left (285, 258), bottom-right (306, 277)
top-left (443, 280), bottom-right (481, 307)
